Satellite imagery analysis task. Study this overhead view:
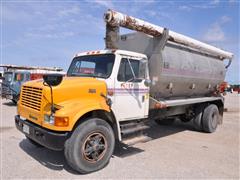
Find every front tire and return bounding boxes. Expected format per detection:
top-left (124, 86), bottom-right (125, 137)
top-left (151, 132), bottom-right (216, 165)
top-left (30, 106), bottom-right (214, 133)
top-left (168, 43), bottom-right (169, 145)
top-left (64, 118), bottom-right (115, 174)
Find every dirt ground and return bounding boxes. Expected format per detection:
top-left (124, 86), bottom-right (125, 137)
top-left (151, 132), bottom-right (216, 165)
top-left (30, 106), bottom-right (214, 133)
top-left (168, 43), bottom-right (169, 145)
top-left (0, 93), bottom-right (239, 179)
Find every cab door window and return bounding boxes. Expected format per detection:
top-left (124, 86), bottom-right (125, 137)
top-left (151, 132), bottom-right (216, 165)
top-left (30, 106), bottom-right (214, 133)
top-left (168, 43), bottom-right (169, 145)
top-left (117, 58), bottom-right (146, 82)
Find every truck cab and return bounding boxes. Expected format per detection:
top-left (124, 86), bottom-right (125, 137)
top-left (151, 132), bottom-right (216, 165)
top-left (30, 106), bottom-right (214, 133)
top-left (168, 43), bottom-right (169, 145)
top-left (71, 49), bottom-right (150, 121)
top-left (16, 50), bottom-right (150, 131)
top-left (2, 71), bottom-right (30, 103)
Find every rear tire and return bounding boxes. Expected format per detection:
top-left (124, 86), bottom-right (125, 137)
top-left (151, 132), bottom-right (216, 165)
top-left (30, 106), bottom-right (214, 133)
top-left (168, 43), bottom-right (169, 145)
top-left (64, 118), bottom-right (115, 174)
top-left (202, 104), bottom-right (219, 133)
top-left (193, 104), bottom-right (206, 131)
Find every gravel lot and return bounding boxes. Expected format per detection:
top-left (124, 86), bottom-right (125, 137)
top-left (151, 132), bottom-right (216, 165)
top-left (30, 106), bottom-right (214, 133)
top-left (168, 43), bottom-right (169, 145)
top-left (0, 93), bottom-right (239, 179)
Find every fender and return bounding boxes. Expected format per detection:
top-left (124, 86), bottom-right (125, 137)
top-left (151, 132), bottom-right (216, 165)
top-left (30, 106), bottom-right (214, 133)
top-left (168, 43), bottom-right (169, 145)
top-left (72, 100), bottom-right (110, 129)
top-left (42, 98), bottom-right (110, 131)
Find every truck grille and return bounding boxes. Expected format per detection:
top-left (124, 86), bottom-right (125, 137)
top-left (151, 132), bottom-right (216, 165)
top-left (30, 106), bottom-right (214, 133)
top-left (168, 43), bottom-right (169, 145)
top-left (21, 86), bottom-right (43, 111)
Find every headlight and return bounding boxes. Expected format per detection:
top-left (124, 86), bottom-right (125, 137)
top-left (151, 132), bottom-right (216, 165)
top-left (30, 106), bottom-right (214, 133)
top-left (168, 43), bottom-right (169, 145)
top-left (44, 114), bottom-right (55, 125)
top-left (44, 114), bottom-right (69, 127)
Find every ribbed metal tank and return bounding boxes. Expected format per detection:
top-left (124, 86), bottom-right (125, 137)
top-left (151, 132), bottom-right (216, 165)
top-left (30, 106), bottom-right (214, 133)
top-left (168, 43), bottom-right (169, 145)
top-left (116, 32), bottom-right (227, 99)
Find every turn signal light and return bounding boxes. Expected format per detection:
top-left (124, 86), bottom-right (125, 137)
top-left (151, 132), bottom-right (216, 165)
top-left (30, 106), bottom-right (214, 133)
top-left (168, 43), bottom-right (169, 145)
top-left (54, 117), bottom-right (69, 127)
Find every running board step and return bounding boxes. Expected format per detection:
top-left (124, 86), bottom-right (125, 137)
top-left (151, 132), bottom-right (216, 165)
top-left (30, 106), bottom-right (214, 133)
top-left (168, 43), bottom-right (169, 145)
top-left (121, 125), bottom-right (149, 135)
top-left (120, 121), bottom-right (149, 136)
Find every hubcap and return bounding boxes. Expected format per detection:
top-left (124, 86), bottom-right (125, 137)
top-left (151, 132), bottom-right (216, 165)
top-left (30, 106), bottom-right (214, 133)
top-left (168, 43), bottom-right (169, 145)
top-left (82, 132), bottom-right (107, 163)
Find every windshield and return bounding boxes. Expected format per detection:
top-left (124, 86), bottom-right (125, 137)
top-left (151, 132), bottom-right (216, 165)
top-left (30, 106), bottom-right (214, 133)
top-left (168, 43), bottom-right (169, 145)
top-left (67, 54), bottom-right (115, 79)
top-left (3, 72), bottom-right (13, 82)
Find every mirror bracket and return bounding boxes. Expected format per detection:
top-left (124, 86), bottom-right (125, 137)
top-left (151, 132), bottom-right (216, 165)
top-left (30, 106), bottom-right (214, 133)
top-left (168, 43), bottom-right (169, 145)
top-left (43, 74), bottom-right (63, 116)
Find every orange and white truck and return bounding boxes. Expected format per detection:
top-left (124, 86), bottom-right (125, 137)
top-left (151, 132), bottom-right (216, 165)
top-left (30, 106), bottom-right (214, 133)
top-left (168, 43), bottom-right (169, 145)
top-left (15, 10), bottom-right (233, 173)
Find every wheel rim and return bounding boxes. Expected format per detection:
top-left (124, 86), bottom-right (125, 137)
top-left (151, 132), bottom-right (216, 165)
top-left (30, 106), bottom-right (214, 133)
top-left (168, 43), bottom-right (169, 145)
top-left (82, 132), bottom-right (107, 163)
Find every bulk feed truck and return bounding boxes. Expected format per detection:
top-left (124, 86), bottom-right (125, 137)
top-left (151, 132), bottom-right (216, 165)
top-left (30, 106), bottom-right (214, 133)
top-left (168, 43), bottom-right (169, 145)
top-left (15, 10), bottom-right (233, 173)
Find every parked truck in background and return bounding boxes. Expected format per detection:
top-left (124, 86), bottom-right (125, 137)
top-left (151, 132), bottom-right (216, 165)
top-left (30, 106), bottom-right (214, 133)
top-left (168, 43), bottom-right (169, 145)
top-left (232, 85), bottom-right (240, 94)
top-left (15, 10), bottom-right (233, 173)
top-left (0, 65), bottom-right (64, 104)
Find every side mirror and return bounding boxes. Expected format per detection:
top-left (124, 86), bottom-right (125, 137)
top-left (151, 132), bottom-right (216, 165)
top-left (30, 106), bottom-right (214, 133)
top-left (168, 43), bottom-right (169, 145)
top-left (43, 74), bottom-right (63, 87)
top-left (144, 79), bottom-right (151, 87)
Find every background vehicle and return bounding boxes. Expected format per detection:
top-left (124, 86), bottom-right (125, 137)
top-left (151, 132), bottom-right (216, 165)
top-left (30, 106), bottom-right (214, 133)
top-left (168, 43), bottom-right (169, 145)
top-left (15, 10), bottom-right (233, 173)
top-left (0, 65), bottom-right (64, 104)
top-left (232, 84), bottom-right (240, 94)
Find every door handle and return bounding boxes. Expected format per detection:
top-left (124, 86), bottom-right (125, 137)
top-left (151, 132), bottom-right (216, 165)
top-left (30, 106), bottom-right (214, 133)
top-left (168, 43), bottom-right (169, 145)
top-left (142, 95), bottom-right (145, 102)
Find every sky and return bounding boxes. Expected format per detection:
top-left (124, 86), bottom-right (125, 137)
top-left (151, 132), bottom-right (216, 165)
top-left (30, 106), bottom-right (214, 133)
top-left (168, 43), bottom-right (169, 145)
top-left (1, 0), bottom-right (239, 84)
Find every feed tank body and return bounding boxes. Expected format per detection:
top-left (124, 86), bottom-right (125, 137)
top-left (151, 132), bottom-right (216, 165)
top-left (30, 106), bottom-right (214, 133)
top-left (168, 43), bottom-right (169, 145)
top-left (116, 32), bottom-right (227, 99)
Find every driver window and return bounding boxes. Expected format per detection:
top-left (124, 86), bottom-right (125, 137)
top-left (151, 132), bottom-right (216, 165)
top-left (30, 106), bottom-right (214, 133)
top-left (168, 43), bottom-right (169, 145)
top-left (117, 58), bottom-right (145, 82)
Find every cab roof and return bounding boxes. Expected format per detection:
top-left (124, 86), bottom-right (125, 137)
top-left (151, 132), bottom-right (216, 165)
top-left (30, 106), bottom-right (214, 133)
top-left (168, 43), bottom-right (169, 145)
top-left (74, 49), bottom-right (147, 59)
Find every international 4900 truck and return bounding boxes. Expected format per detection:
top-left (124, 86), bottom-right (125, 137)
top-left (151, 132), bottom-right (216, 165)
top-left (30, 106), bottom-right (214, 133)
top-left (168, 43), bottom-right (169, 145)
top-left (15, 10), bottom-right (233, 173)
